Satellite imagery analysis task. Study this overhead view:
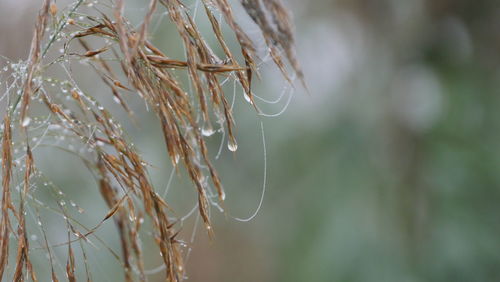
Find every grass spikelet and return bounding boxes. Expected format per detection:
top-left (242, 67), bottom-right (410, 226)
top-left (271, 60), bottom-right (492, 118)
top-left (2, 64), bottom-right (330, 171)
top-left (13, 145), bottom-right (37, 282)
top-left (0, 0), bottom-right (303, 280)
top-left (0, 116), bottom-right (13, 280)
top-left (20, 0), bottom-right (51, 127)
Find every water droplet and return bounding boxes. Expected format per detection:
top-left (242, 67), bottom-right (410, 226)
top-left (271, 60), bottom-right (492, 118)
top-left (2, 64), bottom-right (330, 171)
top-left (228, 139), bottom-right (238, 152)
top-left (244, 93), bottom-right (253, 104)
top-left (201, 125), bottom-right (215, 137)
top-left (21, 117), bottom-right (31, 127)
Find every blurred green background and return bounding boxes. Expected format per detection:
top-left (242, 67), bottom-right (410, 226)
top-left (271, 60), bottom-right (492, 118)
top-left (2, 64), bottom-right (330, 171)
top-left (2, 0), bottom-right (500, 281)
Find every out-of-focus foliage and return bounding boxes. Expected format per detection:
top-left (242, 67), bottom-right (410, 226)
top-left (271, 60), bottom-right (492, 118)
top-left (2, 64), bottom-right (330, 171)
top-left (2, 0), bottom-right (500, 281)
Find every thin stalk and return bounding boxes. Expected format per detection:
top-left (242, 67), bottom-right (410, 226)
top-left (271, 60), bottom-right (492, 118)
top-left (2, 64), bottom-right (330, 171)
top-left (8, 0), bottom-right (85, 118)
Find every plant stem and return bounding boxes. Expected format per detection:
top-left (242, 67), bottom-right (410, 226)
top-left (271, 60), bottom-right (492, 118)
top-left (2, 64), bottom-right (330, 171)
top-left (7, 0), bottom-right (85, 118)
top-left (41, 0), bottom-right (85, 57)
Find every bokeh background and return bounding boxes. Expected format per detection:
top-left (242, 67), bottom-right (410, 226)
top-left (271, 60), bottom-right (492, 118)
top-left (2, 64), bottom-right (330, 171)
top-left (2, 0), bottom-right (500, 281)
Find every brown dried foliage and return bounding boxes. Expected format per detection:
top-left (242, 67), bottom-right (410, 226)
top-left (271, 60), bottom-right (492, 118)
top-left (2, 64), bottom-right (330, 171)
top-left (0, 0), bottom-right (303, 280)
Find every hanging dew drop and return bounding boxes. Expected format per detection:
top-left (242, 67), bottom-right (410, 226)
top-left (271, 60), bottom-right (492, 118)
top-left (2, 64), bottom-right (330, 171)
top-left (244, 93), bottom-right (253, 104)
top-left (201, 125), bottom-right (215, 137)
top-left (21, 117), bottom-right (31, 127)
top-left (228, 138), bottom-right (238, 152)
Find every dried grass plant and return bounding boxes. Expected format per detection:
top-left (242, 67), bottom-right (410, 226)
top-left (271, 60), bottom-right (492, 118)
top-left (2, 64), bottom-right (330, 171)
top-left (0, 0), bottom-right (303, 280)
